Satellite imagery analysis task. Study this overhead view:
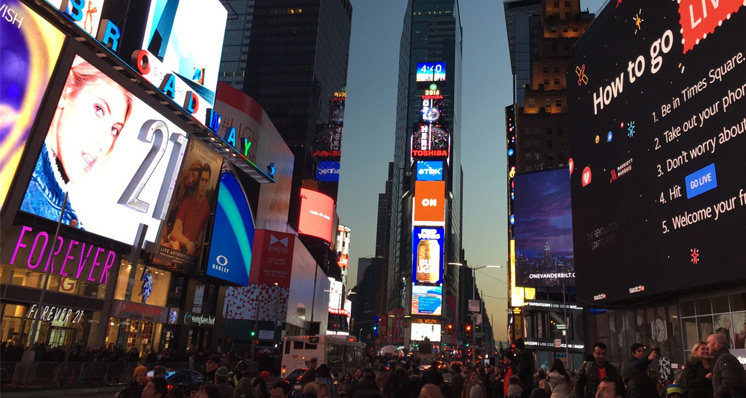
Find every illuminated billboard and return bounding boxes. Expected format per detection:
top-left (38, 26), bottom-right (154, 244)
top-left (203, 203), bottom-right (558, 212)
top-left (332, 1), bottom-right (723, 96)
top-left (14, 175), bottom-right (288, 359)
top-left (514, 169), bottom-right (574, 287)
top-left (204, 164), bottom-right (255, 285)
top-left (416, 161), bottom-right (444, 181)
top-left (411, 323), bottom-right (442, 342)
top-left (313, 125), bottom-right (343, 159)
top-left (568, 0), bottom-right (746, 302)
top-left (142, 0), bottom-right (228, 102)
top-left (416, 62), bottom-right (446, 82)
top-left (412, 227), bottom-right (444, 284)
top-left (0, 1), bottom-right (65, 211)
top-left (411, 125), bottom-right (450, 159)
top-left (411, 284), bottom-right (442, 316)
top-left (19, 55), bottom-right (189, 246)
top-left (316, 161), bottom-right (340, 182)
top-left (153, 138), bottom-right (222, 271)
top-left (299, 188), bottom-right (334, 243)
top-left (413, 181), bottom-right (445, 224)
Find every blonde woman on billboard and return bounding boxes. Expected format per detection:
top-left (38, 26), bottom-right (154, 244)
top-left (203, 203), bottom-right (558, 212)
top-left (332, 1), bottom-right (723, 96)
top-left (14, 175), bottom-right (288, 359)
top-left (21, 57), bottom-right (134, 228)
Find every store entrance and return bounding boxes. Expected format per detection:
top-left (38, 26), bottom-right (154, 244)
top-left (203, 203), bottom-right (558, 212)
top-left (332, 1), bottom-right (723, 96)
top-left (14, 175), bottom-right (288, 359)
top-left (48, 326), bottom-right (77, 348)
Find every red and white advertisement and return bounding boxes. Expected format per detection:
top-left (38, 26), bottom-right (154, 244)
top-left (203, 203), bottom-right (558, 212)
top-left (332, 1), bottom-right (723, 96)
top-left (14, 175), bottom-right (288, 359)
top-left (249, 230), bottom-right (295, 288)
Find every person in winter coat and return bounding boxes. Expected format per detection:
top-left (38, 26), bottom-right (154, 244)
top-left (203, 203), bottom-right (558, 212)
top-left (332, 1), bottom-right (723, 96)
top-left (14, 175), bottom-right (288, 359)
top-left (546, 359), bottom-right (571, 398)
top-left (506, 376), bottom-right (523, 398)
top-left (574, 343), bottom-right (620, 398)
top-left (707, 333), bottom-right (746, 398)
top-left (315, 364), bottom-right (334, 397)
top-left (679, 341), bottom-right (713, 398)
top-left (116, 365), bottom-right (148, 398)
top-left (621, 343), bottom-right (659, 398)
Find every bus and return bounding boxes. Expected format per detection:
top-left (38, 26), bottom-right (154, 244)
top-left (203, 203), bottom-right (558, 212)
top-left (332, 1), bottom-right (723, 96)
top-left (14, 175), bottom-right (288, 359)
top-left (281, 335), bottom-right (367, 379)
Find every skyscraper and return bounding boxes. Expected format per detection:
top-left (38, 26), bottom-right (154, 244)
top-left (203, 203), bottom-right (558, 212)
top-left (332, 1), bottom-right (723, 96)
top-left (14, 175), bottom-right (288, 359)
top-left (386, 0), bottom-right (463, 334)
top-left (222, 0), bottom-right (353, 226)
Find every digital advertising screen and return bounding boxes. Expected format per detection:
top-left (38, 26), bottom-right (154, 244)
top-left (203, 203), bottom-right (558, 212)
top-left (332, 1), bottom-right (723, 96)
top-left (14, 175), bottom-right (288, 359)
top-left (514, 169), bottom-right (574, 287)
top-left (204, 163), bottom-right (255, 285)
top-left (1, 1), bottom-right (65, 211)
top-left (416, 62), bottom-right (446, 82)
top-left (568, 0), bottom-right (746, 303)
top-left (411, 323), bottom-right (442, 342)
top-left (412, 227), bottom-right (444, 284)
top-left (413, 181), bottom-right (445, 225)
top-left (298, 188), bottom-right (334, 243)
top-left (248, 230), bottom-right (295, 288)
top-left (316, 161), bottom-right (340, 182)
top-left (411, 284), bottom-right (442, 316)
top-left (154, 138), bottom-right (222, 270)
top-left (142, 0), bottom-right (228, 102)
top-left (313, 125), bottom-right (343, 159)
top-left (19, 55), bottom-right (190, 246)
top-left (416, 161), bottom-right (444, 181)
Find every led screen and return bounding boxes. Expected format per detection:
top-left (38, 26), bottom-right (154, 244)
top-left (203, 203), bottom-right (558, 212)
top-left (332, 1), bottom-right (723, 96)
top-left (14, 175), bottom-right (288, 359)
top-left (411, 284), bottom-right (442, 316)
top-left (568, 0), bottom-right (746, 303)
top-left (412, 227), bottom-right (444, 284)
top-left (514, 169), bottom-right (574, 287)
top-left (411, 323), bottom-right (442, 342)
top-left (416, 161), bottom-right (444, 181)
top-left (142, 0), bottom-right (228, 103)
top-left (299, 188), bottom-right (334, 243)
top-left (20, 55), bottom-right (189, 246)
top-left (416, 62), bottom-right (446, 82)
top-left (0, 1), bottom-right (65, 211)
top-left (316, 161), bottom-right (340, 182)
top-left (153, 138), bottom-right (222, 270)
top-left (413, 181), bottom-right (445, 224)
top-left (313, 125), bottom-right (343, 159)
top-left (412, 124), bottom-right (449, 152)
top-left (204, 164), bottom-right (255, 285)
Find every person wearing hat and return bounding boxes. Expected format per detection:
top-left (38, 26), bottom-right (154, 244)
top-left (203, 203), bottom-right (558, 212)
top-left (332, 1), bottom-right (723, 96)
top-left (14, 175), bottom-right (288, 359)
top-left (205, 355), bottom-right (221, 384)
top-left (666, 384), bottom-right (685, 398)
top-left (234, 360), bottom-right (255, 398)
top-left (253, 370), bottom-right (271, 398)
top-left (143, 365), bottom-right (169, 398)
top-left (216, 366), bottom-right (235, 398)
top-left (116, 365), bottom-right (148, 398)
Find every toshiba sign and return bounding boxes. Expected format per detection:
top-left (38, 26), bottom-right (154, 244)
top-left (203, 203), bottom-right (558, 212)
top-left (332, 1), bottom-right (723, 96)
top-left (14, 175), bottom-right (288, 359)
top-left (413, 181), bottom-right (445, 225)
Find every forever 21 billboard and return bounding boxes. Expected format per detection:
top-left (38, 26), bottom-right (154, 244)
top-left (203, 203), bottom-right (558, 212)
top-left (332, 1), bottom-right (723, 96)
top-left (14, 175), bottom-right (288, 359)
top-left (568, 0), bottom-right (746, 303)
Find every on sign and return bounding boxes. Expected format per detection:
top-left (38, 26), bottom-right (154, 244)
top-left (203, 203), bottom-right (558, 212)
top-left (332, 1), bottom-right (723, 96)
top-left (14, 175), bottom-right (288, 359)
top-left (414, 181), bottom-right (445, 225)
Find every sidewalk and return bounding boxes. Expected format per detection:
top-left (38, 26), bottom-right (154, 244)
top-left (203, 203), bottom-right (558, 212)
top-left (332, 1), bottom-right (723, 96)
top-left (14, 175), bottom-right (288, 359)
top-left (1, 385), bottom-right (121, 398)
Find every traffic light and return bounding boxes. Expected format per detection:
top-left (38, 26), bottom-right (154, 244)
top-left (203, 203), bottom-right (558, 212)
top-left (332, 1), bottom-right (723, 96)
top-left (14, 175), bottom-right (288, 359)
top-left (373, 316), bottom-right (379, 337)
top-left (447, 324), bottom-right (453, 336)
top-left (465, 324), bottom-right (472, 340)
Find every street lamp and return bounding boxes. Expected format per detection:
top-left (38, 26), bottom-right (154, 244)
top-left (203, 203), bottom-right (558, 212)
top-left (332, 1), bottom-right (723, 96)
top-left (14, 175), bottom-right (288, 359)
top-left (448, 263), bottom-right (503, 364)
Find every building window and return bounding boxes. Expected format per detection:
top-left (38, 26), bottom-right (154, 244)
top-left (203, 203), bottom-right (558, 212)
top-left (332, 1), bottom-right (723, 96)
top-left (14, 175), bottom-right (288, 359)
top-left (543, 78), bottom-right (550, 86)
top-left (545, 99), bottom-right (552, 108)
top-left (558, 128), bottom-right (564, 135)
top-left (547, 140), bottom-right (553, 148)
top-left (543, 66), bottom-right (549, 74)
top-left (556, 99), bottom-right (562, 107)
top-left (554, 78), bottom-right (560, 85)
top-left (546, 128), bottom-right (553, 134)
top-left (528, 100), bottom-right (536, 108)
top-left (554, 66), bottom-right (560, 74)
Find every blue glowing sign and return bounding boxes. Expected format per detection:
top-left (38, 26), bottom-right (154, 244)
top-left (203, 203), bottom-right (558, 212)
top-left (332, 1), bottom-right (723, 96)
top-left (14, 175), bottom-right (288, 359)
top-left (416, 161), bottom-right (443, 181)
top-left (316, 161), bottom-right (340, 182)
top-left (685, 163), bottom-right (717, 199)
top-left (416, 62), bottom-right (446, 82)
top-left (206, 170), bottom-right (255, 285)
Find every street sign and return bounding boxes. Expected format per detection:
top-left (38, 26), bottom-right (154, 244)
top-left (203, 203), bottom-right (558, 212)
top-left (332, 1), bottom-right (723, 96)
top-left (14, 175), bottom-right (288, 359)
top-left (468, 300), bottom-right (480, 312)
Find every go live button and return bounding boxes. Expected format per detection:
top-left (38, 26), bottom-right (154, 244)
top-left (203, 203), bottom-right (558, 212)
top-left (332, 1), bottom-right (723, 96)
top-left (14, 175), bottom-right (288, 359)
top-left (685, 163), bottom-right (717, 199)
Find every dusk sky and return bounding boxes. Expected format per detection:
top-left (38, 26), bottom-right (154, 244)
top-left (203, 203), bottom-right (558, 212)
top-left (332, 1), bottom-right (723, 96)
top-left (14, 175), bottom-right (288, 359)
top-left (338, 0), bottom-right (608, 342)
